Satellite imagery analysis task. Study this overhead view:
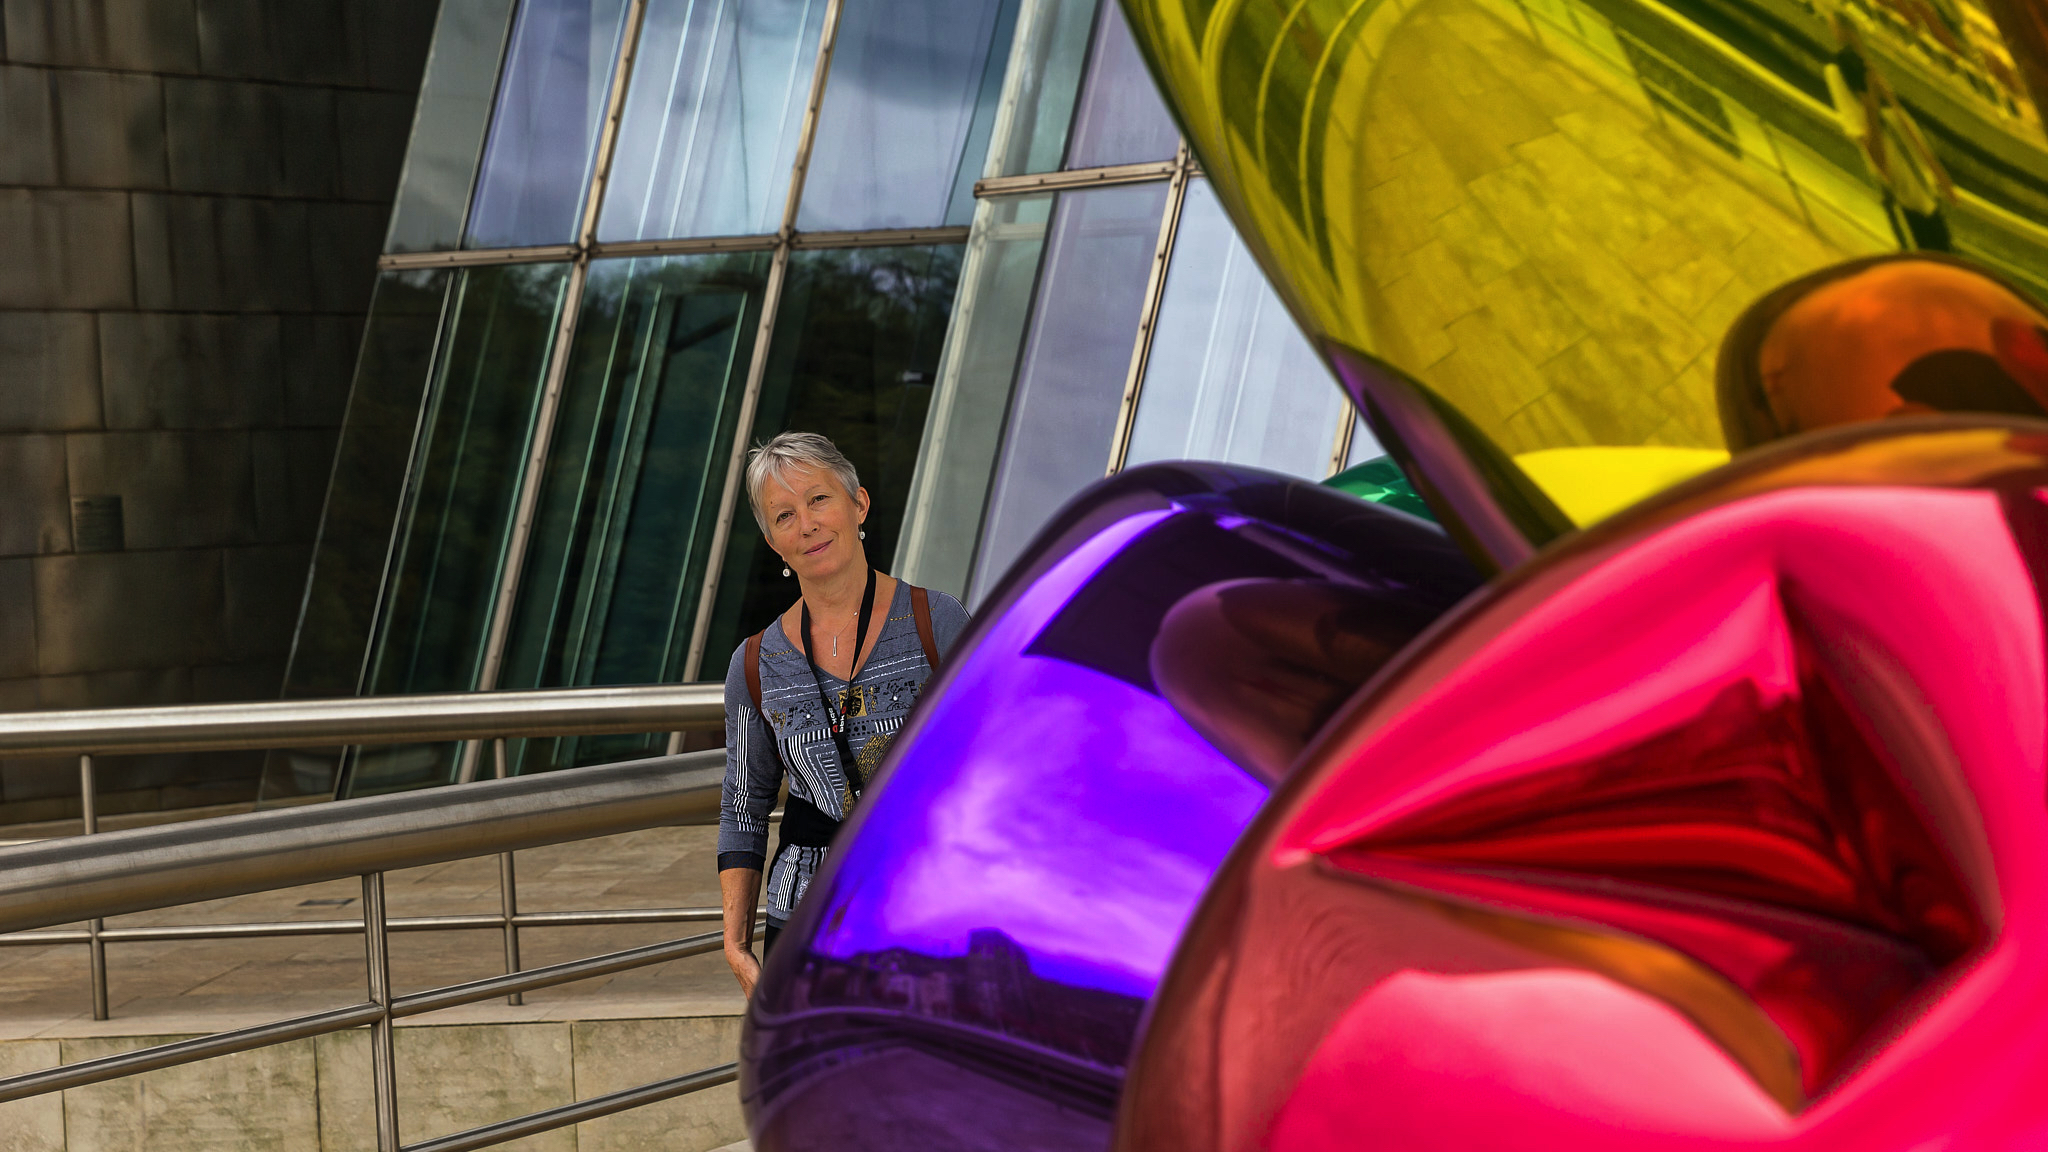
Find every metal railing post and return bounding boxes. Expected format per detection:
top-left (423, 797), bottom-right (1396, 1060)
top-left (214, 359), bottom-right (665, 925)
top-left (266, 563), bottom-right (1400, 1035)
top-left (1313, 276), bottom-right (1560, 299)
top-left (80, 754), bottom-right (108, 1021)
top-left (363, 872), bottom-right (401, 1152)
top-left (495, 738), bottom-right (523, 1007)
top-left (0, 751), bottom-right (740, 1131)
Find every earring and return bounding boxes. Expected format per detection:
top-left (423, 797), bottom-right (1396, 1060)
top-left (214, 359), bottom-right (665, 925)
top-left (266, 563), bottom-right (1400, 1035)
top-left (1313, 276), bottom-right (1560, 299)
top-left (858, 529), bottom-right (866, 540)
top-left (782, 565), bottom-right (792, 577)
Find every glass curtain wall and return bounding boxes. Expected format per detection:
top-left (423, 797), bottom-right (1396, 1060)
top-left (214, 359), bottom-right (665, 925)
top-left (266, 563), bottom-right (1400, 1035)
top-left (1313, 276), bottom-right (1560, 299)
top-left (281, 0), bottom-right (1015, 796)
top-left (895, 0), bottom-right (1377, 607)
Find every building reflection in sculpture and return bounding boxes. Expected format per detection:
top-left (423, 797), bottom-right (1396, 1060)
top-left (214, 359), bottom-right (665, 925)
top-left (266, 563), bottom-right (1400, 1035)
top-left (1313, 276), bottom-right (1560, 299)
top-left (1121, 0), bottom-right (2048, 564)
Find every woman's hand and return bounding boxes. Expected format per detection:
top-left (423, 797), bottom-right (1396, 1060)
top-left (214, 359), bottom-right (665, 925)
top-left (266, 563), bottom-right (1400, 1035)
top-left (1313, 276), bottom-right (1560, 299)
top-left (720, 865), bottom-right (765, 997)
top-left (725, 939), bottom-right (762, 997)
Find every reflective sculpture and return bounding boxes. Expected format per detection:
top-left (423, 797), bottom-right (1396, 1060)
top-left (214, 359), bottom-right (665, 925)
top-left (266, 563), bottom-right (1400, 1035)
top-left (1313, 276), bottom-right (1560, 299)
top-left (1117, 420), bottom-right (2047, 1149)
top-left (742, 464), bottom-right (1480, 1150)
top-left (743, 0), bottom-right (2048, 1146)
top-left (1121, 0), bottom-right (2048, 566)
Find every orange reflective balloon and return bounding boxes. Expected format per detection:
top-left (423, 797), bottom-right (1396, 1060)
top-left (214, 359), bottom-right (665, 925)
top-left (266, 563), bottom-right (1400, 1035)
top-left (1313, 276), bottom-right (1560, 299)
top-left (1719, 254), bottom-right (2048, 448)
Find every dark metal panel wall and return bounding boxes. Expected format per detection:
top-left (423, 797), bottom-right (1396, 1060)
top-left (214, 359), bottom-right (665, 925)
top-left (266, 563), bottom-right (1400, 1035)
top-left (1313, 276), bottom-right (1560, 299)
top-left (0, 0), bottom-right (442, 824)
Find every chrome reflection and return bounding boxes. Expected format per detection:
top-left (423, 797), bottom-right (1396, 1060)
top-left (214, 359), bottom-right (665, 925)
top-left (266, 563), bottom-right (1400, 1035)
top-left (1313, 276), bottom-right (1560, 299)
top-left (739, 462), bottom-right (1480, 1152)
top-left (1117, 419), bottom-right (2045, 1152)
top-left (1123, 0), bottom-right (2048, 557)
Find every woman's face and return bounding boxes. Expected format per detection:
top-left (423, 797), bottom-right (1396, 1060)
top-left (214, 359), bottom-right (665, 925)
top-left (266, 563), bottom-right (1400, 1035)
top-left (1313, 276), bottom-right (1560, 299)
top-left (759, 464), bottom-right (870, 583)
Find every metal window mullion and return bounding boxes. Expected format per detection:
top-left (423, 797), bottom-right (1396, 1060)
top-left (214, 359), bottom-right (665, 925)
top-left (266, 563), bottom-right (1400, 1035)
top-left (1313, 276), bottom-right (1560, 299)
top-left (972, 160), bottom-right (1179, 197)
top-left (458, 0), bottom-right (654, 784)
top-left (680, 0), bottom-right (847, 683)
top-left (1327, 400), bottom-right (1359, 478)
top-left (1105, 141), bottom-right (1195, 476)
top-left (378, 245), bottom-right (580, 271)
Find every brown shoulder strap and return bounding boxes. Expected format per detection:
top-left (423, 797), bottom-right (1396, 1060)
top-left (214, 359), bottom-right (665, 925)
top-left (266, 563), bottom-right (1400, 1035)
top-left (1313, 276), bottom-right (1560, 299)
top-left (909, 584), bottom-right (940, 670)
top-left (743, 630), bottom-right (765, 715)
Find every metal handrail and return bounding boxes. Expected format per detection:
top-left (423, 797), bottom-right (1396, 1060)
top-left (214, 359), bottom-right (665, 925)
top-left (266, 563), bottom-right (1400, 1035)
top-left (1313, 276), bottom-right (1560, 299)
top-left (0, 752), bottom-right (721, 935)
top-left (0, 681), bottom-right (723, 757)
top-left (0, 750), bottom-right (747, 1152)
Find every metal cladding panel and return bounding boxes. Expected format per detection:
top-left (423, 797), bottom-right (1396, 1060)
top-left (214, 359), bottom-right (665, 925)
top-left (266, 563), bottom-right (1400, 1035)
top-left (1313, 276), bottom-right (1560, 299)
top-left (0, 435), bottom-right (72, 558)
top-left (31, 550), bottom-right (227, 677)
top-left (65, 430), bottom-right (257, 552)
top-left (2, 0), bottom-right (202, 72)
top-left (98, 313), bottom-right (285, 431)
top-left (0, 190), bottom-right (134, 311)
top-left (0, 560), bottom-right (38, 681)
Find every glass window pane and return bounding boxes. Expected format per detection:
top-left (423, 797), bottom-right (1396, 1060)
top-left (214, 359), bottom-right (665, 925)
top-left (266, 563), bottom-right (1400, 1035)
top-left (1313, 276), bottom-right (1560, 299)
top-left (1062, 1), bottom-right (1177, 169)
top-left (385, 0), bottom-right (519, 253)
top-left (464, 0), bottom-right (630, 249)
top-left (893, 193), bottom-right (1053, 599)
top-left (498, 251), bottom-right (771, 771)
top-left (970, 180), bottom-right (1168, 602)
top-left (796, 0), bottom-right (1016, 232)
top-left (348, 262), bottom-right (572, 794)
top-left (1347, 415), bottom-right (1384, 468)
top-left (702, 244), bottom-right (964, 665)
top-left (597, 0), bottom-right (827, 243)
top-left (1125, 179), bottom-right (1347, 479)
top-left (266, 269), bottom-right (456, 801)
top-left (982, 0), bottom-right (1097, 178)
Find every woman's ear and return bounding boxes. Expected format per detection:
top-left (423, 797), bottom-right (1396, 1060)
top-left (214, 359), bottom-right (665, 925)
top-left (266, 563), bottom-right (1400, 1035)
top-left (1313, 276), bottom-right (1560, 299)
top-left (855, 486), bottom-right (871, 520)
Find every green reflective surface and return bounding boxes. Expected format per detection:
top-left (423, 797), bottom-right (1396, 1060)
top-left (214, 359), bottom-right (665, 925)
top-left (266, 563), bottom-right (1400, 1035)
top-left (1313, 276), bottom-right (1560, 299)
top-left (1324, 455), bottom-right (1436, 520)
top-left (349, 262), bottom-right (572, 795)
top-left (705, 244), bottom-right (965, 665)
top-left (500, 252), bottom-right (771, 773)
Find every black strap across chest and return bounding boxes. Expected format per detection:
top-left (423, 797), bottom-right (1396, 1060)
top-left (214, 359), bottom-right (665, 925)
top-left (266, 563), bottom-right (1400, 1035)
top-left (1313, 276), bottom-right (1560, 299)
top-left (744, 572), bottom-right (944, 854)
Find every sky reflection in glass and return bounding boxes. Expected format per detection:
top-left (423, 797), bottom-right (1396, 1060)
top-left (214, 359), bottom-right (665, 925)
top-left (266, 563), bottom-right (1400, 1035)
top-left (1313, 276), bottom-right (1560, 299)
top-left (1061, 1), bottom-right (1178, 169)
top-left (1125, 180), bottom-right (1348, 479)
top-left (385, 0), bottom-right (517, 253)
top-left (796, 0), bottom-right (1015, 231)
top-left (972, 181), bottom-right (1166, 601)
top-left (465, 0), bottom-right (630, 248)
top-left (598, 0), bottom-right (826, 242)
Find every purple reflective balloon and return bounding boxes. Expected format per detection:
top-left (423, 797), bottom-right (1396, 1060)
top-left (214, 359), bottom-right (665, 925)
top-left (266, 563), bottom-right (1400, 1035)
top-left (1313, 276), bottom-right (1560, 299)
top-left (741, 462), bottom-right (1481, 1152)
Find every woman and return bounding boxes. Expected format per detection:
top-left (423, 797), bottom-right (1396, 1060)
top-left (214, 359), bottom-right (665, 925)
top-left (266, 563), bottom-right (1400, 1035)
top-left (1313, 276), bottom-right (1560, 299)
top-left (717, 431), bottom-right (969, 996)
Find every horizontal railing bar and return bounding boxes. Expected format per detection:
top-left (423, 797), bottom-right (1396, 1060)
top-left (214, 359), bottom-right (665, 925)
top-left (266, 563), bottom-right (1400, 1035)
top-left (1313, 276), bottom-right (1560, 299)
top-left (403, 1062), bottom-right (739, 1152)
top-left (0, 752), bottom-right (724, 936)
top-left (0, 907), bottom-right (726, 946)
top-left (0, 682), bottom-right (722, 758)
top-left (974, 161), bottom-right (1179, 198)
top-left (0, 1001), bottom-right (386, 1103)
top-left (392, 929), bottom-right (727, 1018)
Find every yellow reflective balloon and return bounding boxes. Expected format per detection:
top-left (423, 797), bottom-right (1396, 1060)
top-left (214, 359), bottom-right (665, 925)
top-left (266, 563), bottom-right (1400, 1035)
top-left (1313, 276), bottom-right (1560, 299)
top-left (1120, 0), bottom-right (2048, 562)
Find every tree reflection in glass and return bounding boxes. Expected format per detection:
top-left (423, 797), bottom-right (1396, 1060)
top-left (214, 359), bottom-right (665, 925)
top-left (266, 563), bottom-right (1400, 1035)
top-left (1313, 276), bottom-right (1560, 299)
top-left (705, 244), bottom-right (964, 666)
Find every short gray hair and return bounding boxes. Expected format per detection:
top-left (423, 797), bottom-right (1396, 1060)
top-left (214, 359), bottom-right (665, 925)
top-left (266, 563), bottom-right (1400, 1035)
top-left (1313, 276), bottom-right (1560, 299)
top-left (745, 431), bottom-right (862, 533)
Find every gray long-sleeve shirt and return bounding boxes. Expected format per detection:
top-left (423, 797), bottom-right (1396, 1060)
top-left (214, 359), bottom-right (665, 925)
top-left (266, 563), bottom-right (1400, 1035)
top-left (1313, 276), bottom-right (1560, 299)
top-left (718, 581), bottom-right (969, 925)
